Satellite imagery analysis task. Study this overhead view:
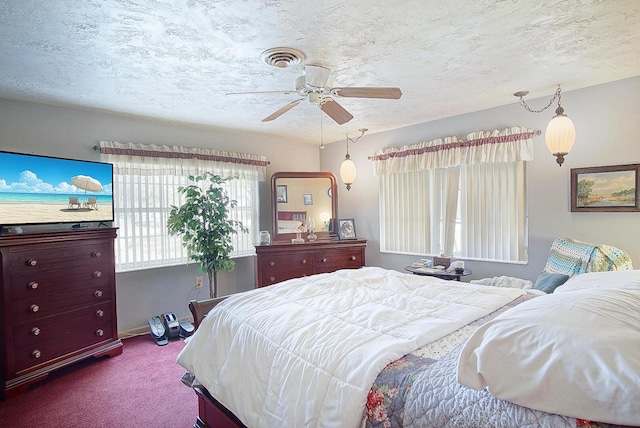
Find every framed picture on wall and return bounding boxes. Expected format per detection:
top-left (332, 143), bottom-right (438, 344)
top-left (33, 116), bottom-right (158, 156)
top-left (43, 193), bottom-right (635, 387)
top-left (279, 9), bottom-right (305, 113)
top-left (303, 193), bottom-right (313, 205)
top-left (276, 185), bottom-right (288, 203)
top-left (338, 218), bottom-right (357, 240)
top-left (570, 163), bottom-right (640, 212)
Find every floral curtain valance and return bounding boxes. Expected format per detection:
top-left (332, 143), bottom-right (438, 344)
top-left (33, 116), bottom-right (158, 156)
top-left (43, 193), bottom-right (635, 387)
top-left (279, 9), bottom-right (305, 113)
top-left (99, 141), bottom-right (269, 181)
top-left (369, 127), bottom-right (535, 175)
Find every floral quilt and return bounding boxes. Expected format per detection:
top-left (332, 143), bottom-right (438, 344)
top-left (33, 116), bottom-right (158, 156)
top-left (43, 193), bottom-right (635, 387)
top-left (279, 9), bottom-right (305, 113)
top-left (364, 295), bottom-right (625, 428)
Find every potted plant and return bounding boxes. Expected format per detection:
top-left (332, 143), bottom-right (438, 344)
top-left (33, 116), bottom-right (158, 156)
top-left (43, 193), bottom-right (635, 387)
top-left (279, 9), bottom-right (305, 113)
top-left (167, 173), bottom-right (248, 298)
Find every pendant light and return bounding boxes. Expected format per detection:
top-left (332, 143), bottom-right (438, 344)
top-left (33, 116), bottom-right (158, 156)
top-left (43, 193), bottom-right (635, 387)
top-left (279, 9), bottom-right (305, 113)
top-left (514, 85), bottom-right (576, 166)
top-left (340, 129), bottom-right (367, 191)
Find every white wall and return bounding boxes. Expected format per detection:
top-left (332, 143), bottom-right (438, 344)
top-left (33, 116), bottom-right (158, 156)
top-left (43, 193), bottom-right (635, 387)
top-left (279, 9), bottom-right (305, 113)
top-left (321, 76), bottom-right (640, 282)
top-left (0, 98), bottom-right (320, 332)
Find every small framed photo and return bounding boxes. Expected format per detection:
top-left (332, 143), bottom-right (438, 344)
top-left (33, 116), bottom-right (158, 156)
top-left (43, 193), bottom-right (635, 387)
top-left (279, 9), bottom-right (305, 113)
top-left (303, 193), bottom-right (313, 205)
top-left (276, 185), bottom-right (288, 203)
top-left (338, 218), bottom-right (357, 240)
top-left (571, 164), bottom-right (640, 212)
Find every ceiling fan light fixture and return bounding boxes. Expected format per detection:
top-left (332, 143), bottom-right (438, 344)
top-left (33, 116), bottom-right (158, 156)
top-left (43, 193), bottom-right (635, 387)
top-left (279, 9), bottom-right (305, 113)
top-left (307, 92), bottom-right (322, 105)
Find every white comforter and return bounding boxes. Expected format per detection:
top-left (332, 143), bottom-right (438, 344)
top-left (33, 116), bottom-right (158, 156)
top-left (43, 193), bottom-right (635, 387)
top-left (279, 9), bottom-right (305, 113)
top-left (176, 267), bottom-right (525, 428)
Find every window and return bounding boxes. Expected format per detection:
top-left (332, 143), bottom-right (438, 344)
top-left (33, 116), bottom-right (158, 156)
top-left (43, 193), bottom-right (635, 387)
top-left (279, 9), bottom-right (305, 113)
top-left (372, 127), bottom-right (533, 263)
top-left (99, 141), bottom-right (267, 272)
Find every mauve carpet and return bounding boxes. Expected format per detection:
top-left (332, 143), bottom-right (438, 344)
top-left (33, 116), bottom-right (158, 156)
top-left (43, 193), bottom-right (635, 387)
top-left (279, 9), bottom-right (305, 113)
top-left (0, 334), bottom-right (197, 428)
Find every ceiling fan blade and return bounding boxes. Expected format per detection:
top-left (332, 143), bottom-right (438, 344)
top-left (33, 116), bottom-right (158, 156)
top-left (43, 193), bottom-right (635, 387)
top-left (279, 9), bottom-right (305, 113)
top-left (320, 98), bottom-right (354, 125)
top-left (304, 65), bottom-right (332, 88)
top-left (262, 98), bottom-right (304, 122)
top-left (334, 87), bottom-right (402, 99)
top-left (226, 90), bottom-right (297, 95)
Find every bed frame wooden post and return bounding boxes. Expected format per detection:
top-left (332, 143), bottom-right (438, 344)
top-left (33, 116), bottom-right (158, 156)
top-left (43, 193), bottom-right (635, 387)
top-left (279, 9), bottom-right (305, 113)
top-left (189, 297), bottom-right (228, 329)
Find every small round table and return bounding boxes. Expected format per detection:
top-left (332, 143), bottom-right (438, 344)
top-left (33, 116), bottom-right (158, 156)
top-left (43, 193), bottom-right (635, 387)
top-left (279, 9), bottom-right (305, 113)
top-left (404, 266), bottom-right (472, 281)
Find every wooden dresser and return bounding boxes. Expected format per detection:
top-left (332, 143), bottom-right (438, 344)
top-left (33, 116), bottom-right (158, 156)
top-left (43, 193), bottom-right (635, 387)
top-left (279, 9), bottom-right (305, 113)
top-left (255, 239), bottom-right (367, 287)
top-left (0, 228), bottom-right (122, 400)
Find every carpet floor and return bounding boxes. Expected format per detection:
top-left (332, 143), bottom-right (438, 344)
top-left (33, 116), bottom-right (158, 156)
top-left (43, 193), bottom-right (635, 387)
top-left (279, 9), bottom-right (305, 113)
top-left (0, 334), bottom-right (197, 428)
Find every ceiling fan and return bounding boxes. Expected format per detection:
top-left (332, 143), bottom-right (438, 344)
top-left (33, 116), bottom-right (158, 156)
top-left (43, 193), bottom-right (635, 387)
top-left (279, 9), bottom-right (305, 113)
top-left (227, 65), bottom-right (402, 125)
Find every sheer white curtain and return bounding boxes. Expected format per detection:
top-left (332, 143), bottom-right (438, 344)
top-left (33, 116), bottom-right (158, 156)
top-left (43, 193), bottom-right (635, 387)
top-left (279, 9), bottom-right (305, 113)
top-left (371, 127), bottom-right (533, 262)
top-left (99, 141), bottom-right (268, 272)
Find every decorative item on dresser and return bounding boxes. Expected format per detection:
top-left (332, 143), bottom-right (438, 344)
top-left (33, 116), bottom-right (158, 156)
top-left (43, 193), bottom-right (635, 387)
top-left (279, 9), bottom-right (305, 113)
top-left (0, 228), bottom-right (122, 400)
top-left (254, 239), bottom-right (366, 288)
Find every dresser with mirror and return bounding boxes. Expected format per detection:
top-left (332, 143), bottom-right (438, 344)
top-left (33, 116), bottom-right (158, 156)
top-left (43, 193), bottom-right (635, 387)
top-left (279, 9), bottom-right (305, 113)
top-left (255, 171), bottom-right (366, 287)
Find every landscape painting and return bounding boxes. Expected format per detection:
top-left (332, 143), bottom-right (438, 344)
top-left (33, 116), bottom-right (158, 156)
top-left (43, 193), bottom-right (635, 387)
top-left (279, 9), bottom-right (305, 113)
top-left (571, 164), bottom-right (640, 212)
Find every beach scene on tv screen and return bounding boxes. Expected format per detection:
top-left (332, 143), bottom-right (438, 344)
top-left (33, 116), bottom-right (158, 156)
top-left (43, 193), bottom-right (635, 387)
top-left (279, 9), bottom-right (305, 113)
top-left (0, 152), bottom-right (114, 226)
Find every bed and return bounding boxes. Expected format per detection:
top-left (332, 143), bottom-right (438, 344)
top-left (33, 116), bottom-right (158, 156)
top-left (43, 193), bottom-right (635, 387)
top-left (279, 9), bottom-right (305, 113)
top-left (277, 210), bottom-right (307, 233)
top-left (178, 267), bottom-right (640, 428)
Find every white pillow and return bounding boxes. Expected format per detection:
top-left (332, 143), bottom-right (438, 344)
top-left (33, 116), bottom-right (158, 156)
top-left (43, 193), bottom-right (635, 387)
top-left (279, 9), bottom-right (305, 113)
top-left (457, 288), bottom-right (640, 425)
top-left (278, 220), bottom-right (303, 230)
top-left (554, 269), bottom-right (640, 293)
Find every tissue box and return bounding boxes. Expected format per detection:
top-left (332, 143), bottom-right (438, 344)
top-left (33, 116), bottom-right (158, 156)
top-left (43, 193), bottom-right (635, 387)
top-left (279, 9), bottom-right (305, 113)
top-left (433, 257), bottom-right (451, 269)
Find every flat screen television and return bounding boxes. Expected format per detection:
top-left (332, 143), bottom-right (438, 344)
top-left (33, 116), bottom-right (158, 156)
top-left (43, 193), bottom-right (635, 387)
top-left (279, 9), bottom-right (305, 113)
top-left (0, 150), bottom-right (114, 228)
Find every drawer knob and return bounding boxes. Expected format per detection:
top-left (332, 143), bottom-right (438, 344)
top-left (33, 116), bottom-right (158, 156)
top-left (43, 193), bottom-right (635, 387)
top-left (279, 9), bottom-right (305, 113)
top-left (269, 261), bottom-right (275, 266)
top-left (321, 258), bottom-right (327, 263)
top-left (27, 281), bottom-right (39, 290)
top-left (26, 259), bottom-right (37, 266)
top-left (31, 350), bottom-right (41, 359)
top-left (31, 327), bottom-right (41, 336)
top-left (91, 251), bottom-right (102, 258)
top-left (94, 290), bottom-right (103, 298)
top-left (96, 309), bottom-right (104, 317)
top-left (93, 271), bottom-right (102, 278)
top-left (95, 329), bottom-right (104, 337)
top-left (30, 304), bottom-right (39, 313)
top-left (269, 276), bottom-right (275, 282)
top-left (301, 259), bottom-right (307, 264)
top-left (350, 255), bottom-right (356, 261)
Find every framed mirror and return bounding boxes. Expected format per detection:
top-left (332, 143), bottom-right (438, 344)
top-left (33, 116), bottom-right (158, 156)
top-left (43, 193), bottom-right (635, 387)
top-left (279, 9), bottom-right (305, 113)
top-left (271, 171), bottom-right (338, 242)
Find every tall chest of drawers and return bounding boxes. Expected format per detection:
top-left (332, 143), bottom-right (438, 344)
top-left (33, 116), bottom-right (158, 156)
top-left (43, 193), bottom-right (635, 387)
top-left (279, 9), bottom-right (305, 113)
top-left (255, 239), bottom-right (367, 287)
top-left (0, 228), bottom-right (122, 400)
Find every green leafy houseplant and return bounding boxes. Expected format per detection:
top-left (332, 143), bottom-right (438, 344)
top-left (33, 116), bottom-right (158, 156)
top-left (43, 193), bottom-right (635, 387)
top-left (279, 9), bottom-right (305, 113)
top-left (167, 173), bottom-right (248, 298)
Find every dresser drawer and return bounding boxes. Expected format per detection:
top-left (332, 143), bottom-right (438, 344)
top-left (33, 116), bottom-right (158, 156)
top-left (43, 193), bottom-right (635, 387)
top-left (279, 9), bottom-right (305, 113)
top-left (261, 252), bottom-right (315, 270)
top-left (8, 242), bottom-right (110, 275)
top-left (260, 268), bottom-right (311, 287)
top-left (259, 252), bottom-right (314, 286)
top-left (12, 284), bottom-right (112, 324)
top-left (314, 248), bottom-right (364, 273)
top-left (13, 301), bottom-right (113, 349)
top-left (10, 263), bottom-right (111, 300)
top-left (14, 317), bottom-right (114, 373)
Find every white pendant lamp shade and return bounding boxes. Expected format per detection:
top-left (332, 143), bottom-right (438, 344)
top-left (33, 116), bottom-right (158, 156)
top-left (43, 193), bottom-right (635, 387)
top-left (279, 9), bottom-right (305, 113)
top-left (340, 155), bottom-right (357, 191)
top-left (545, 106), bottom-right (575, 166)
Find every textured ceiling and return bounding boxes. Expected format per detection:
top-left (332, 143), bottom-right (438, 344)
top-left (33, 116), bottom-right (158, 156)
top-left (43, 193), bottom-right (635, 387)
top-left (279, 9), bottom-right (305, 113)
top-left (1, 0), bottom-right (639, 145)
